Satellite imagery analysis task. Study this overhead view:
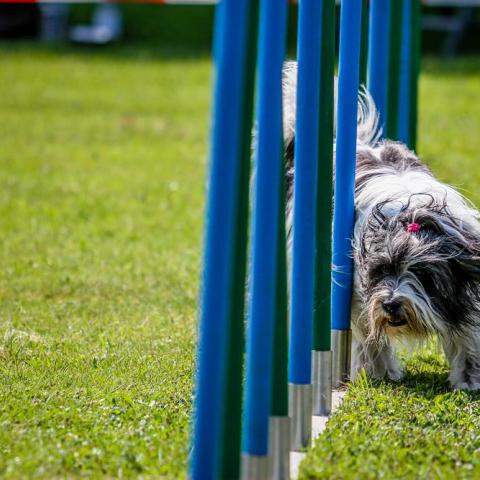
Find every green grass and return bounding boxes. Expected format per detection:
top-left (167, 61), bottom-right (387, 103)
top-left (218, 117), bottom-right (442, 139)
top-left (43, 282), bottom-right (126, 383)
top-left (0, 38), bottom-right (479, 479)
top-left (300, 347), bottom-right (480, 479)
top-left (0, 43), bottom-right (210, 478)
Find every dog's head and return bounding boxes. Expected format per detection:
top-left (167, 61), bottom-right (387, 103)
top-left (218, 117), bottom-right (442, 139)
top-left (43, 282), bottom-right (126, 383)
top-left (356, 194), bottom-right (480, 343)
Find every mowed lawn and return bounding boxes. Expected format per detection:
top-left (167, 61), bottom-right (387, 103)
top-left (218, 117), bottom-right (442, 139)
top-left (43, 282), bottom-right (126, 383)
top-left (0, 41), bottom-right (479, 479)
top-left (0, 43), bottom-right (210, 478)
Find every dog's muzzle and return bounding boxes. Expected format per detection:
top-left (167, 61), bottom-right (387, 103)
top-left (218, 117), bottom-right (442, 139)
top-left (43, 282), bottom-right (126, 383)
top-left (382, 299), bottom-right (408, 327)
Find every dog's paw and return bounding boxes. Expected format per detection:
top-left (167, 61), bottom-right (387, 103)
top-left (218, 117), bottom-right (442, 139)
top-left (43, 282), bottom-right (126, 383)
top-left (387, 368), bottom-right (404, 382)
top-left (452, 381), bottom-right (480, 391)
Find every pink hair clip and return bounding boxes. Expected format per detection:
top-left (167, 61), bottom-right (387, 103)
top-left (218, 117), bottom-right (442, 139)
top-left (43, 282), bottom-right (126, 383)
top-left (407, 223), bottom-right (421, 233)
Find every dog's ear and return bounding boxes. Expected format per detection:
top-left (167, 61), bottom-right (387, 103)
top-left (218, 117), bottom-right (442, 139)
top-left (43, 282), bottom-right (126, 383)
top-left (438, 217), bottom-right (480, 283)
top-left (449, 241), bottom-right (480, 284)
top-left (407, 206), bottom-right (480, 282)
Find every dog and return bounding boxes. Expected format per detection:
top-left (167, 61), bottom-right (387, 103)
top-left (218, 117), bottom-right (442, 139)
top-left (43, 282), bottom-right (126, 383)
top-left (282, 61), bottom-right (480, 390)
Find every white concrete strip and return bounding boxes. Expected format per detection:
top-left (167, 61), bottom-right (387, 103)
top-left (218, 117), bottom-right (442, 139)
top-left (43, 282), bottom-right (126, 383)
top-left (289, 390), bottom-right (347, 480)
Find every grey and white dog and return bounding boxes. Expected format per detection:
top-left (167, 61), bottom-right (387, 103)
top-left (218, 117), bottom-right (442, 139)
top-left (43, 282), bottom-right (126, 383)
top-left (282, 61), bottom-right (480, 390)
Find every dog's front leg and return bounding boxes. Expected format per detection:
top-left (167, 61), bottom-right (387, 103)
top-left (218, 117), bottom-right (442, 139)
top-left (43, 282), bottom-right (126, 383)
top-left (350, 330), bottom-right (403, 382)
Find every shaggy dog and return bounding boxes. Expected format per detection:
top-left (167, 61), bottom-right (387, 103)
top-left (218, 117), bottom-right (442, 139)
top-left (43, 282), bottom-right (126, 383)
top-left (282, 61), bottom-right (480, 390)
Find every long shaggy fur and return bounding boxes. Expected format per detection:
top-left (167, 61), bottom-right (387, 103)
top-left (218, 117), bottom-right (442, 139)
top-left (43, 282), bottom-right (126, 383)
top-left (282, 61), bottom-right (480, 390)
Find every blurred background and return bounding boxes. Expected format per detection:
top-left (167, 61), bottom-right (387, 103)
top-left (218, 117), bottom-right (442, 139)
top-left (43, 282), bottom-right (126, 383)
top-left (1, 2), bottom-right (480, 56)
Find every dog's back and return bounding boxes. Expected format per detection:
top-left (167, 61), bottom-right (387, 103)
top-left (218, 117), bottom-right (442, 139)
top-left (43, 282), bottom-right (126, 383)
top-left (282, 61), bottom-right (479, 227)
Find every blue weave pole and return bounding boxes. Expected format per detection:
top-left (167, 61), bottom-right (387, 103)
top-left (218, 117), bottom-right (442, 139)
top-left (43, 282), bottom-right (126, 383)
top-left (331, 0), bottom-right (363, 386)
top-left (241, 0), bottom-right (288, 474)
top-left (191, 1), bottom-right (255, 478)
top-left (367, 0), bottom-right (390, 134)
top-left (288, 0), bottom-right (323, 451)
top-left (398, 0), bottom-right (412, 146)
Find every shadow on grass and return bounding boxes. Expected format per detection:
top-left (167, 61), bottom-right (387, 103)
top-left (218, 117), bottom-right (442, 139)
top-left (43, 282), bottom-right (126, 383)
top-left (364, 352), bottom-right (480, 403)
top-left (422, 56), bottom-right (480, 75)
top-left (399, 371), bottom-right (462, 403)
top-left (0, 39), bottom-right (213, 62)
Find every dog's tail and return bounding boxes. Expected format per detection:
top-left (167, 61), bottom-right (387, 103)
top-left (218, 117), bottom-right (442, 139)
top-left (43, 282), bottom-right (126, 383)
top-left (282, 60), bottom-right (381, 150)
top-left (356, 88), bottom-right (382, 147)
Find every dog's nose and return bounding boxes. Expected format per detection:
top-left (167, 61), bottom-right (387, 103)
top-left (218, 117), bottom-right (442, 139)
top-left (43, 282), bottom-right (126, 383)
top-left (382, 299), bottom-right (401, 315)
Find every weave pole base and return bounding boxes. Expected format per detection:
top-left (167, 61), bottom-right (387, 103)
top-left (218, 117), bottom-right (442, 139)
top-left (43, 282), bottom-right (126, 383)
top-left (268, 416), bottom-right (290, 480)
top-left (312, 350), bottom-right (332, 416)
top-left (332, 329), bottom-right (352, 389)
top-left (288, 383), bottom-right (312, 451)
top-left (241, 453), bottom-right (268, 480)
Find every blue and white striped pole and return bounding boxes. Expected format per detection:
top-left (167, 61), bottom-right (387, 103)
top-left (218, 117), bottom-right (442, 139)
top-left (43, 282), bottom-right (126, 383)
top-left (241, 0), bottom-right (288, 477)
top-left (191, 0), bottom-right (255, 478)
top-left (367, 0), bottom-right (390, 135)
top-left (331, 0), bottom-right (363, 388)
top-left (288, 0), bottom-right (323, 451)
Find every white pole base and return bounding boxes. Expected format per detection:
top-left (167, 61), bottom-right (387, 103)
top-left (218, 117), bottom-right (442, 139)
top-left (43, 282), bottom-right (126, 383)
top-left (332, 329), bottom-right (352, 389)
top-left (288, 383), bottom-right (312, 451)
top-left (268, 416), bottom-right (290, 479)
top-left (241, 453), bottom-right (269, 480)
top-left (312, 350), bottom-right (332, 416)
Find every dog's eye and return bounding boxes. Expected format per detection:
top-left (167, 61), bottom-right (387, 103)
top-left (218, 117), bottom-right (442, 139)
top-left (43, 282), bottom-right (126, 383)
top-left (371, 264), bottom-right (394, 279)
top-left (383, 265), bottom-right (395, 276)
top-left (409, 266), bottom-right (429, 282)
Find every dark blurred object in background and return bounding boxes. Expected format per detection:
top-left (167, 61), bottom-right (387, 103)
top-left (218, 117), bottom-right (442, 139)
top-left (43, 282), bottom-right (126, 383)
top-left (423, 5), bottom-right (480, 57)
top-left (39, 4), bottom-right (69, 42)
top-left (0, 4), bottom-right (40, 38)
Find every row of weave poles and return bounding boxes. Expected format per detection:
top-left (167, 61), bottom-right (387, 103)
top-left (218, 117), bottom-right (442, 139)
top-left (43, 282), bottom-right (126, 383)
top-left (192, 1), bottom-right (421, 479)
